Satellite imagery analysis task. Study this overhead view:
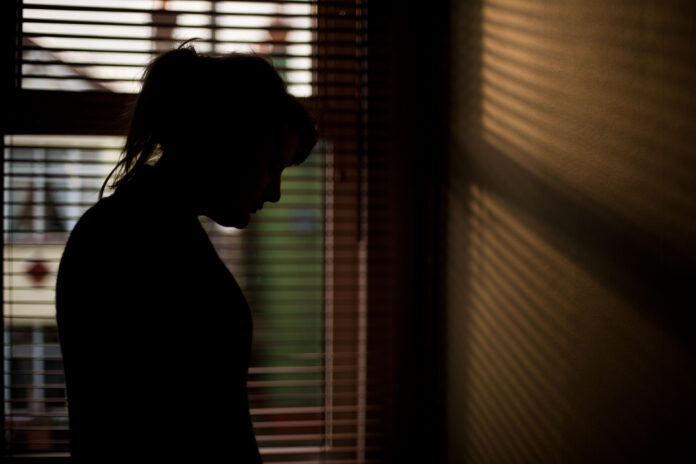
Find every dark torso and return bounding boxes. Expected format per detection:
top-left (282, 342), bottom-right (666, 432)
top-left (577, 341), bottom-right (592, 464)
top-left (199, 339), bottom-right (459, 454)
top-left (55, 166), bottom-right (261, 462)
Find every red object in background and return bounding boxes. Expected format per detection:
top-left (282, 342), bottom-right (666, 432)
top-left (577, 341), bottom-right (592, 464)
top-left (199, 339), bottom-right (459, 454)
top-left (26, 259), bottom-right (49, 286)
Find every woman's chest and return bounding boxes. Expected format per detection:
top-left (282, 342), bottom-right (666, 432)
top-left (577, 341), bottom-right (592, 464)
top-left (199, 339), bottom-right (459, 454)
top-left (127, 220), bottom-right (254, 369)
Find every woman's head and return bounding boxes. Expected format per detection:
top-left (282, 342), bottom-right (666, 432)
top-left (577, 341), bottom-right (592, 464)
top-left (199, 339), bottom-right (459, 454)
top-left (102, 42), bottom-right (317, 227)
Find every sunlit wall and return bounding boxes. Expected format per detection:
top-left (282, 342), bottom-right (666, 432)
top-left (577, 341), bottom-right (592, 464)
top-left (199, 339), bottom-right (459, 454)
top-left (446, 1), bottom-right (696, 462)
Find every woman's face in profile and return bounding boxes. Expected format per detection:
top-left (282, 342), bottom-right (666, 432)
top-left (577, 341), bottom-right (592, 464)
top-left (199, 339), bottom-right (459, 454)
top-left (198, 129), bottom-right (299, 228)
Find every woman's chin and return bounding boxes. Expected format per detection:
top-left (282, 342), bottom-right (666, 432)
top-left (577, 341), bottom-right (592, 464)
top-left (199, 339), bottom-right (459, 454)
top-left (208, 211), bottom-right (250, 229)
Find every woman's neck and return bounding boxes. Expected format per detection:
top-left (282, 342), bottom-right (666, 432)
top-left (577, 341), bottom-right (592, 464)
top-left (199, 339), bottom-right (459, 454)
top-left (138, 155), bottom-right (202, 219)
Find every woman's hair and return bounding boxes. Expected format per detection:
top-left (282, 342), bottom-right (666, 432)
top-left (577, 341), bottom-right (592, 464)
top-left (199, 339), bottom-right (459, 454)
top-left (100, 42), bottom-right (317, 199)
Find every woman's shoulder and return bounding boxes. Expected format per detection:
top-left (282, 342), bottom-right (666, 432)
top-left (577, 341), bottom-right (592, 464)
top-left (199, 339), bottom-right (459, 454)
top-left (58, 198), bottom-right (118, 274)
top-left (68, 195), bottom-right (128, 242)
top-left (63, 189), bottom-right (161, 265)
top-left (65, 188), bottom-right (201, 263)
top-left (70, 167), bottom-right (172, 238)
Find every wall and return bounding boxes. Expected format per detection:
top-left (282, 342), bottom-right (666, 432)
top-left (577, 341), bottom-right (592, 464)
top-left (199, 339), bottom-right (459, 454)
top-left (446, 1), bottom-right (696, 462)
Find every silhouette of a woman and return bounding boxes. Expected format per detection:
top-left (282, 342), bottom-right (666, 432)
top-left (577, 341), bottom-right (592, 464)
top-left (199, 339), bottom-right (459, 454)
top-left (55, 44), bottom-right (317, 462)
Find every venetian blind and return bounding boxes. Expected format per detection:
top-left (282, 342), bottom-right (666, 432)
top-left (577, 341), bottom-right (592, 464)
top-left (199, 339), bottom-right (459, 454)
top-left (2, 1), bottom-right (392, 462)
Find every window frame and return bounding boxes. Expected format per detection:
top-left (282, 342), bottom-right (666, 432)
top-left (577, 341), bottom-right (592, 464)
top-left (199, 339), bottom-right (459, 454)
top-left (1, 1), bottom-right (403, 462)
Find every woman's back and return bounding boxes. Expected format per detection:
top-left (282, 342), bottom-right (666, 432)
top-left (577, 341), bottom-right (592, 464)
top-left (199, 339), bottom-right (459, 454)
top-left (56, 166), bottom-right (261, 462)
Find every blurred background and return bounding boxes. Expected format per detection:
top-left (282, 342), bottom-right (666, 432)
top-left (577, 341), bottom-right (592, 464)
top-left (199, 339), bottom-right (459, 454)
top-left (3, 1), bottom-right (696, 463)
